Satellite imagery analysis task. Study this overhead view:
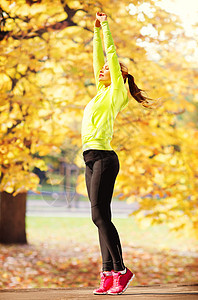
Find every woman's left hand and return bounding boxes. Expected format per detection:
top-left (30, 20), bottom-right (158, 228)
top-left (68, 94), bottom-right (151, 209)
top-left (96, 12), bottom-right (107, 22)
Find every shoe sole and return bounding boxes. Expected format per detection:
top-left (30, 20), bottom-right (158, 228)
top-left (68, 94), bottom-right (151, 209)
top-left (107, 273), bottom-right (135, 295)
top-left (93, 291), bottom-right (107, 295)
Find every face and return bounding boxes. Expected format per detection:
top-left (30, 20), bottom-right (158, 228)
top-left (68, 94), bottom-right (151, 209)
top-left (98, 63), bottom-right (111, 86)
top-left (99, 62), bottom-right (127, 86)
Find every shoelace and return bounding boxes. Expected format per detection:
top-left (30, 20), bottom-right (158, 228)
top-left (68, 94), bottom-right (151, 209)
top-left (113, 273), bottom-right (121, 288)
top-left (99, 275), bottom-right (106, 288)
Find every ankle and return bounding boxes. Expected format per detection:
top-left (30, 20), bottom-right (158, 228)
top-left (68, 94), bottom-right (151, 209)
top-left (114, 267), bottom-right (126, 274)
top-left (103, 271), bottom-right (112, 276)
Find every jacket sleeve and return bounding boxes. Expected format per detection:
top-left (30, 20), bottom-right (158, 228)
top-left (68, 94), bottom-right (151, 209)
top-left (93, 26), bottom-right (105, 91)
top-left (101, 20), bottom-right (125, 90)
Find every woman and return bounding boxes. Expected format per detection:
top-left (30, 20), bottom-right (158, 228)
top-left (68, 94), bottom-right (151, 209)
top-left (81, 12), bottom-right (154, 295)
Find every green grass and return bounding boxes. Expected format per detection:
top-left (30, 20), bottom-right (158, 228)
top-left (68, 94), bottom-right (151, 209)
top-left (26, 216), bottom-right (198, 253)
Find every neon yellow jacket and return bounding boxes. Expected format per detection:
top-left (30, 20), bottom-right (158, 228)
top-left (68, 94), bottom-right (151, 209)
top-left (81, 20), bottom-right (129, 152)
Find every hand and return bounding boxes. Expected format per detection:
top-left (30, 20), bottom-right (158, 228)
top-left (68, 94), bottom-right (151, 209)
top-left (95, 19), bottom-right (101, 28)
top-left (96, 12), bottom-right (107, 23)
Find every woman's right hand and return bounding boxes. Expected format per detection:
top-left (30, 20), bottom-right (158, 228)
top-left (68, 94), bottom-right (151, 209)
top-left (95, 19), bottom-right (101, 28)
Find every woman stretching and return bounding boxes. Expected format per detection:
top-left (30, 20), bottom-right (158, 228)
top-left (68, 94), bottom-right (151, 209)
top-left (81, 12), bottom-right (154, 295)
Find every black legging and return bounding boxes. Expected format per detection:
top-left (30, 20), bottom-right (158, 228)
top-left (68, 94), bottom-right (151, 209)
top-left (83, 149), bottom-right (125, 272)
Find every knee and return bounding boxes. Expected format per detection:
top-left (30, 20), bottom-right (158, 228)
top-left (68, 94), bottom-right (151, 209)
top-left (92, 214), bottom-right (101, 227)
top-left (91, 206), bottom-right (111, 228)
top-left (92, 213), bottom-right (105, 228)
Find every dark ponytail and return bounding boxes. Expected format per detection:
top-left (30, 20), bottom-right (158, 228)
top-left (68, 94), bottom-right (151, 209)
top-left (119, 61), bottom-right (159, 109)
top-left (126, 74), bottom-right (155, 109)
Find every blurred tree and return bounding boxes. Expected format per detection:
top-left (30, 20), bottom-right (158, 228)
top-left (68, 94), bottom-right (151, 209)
top-left (0, 0), bottom-right (197, 243)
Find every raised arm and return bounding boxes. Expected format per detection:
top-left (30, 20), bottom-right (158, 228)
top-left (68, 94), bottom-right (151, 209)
top-left (93, 19), bottom-right (105, 91)
top-left (96, 13), bottom-right (125, 90)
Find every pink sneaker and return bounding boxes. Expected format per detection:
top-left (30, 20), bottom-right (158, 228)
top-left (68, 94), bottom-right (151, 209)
top-left (93, 271), bottom-right (113, 295)
top-left (107, 267), bottom-right (135, 295)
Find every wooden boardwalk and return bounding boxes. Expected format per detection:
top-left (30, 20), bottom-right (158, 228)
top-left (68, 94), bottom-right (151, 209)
top-left (0, 282), bottom-right (198, 299)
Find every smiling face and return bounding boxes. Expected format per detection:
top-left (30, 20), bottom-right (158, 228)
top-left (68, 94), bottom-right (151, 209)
top-left (98, 62), bottom-right (111, 87)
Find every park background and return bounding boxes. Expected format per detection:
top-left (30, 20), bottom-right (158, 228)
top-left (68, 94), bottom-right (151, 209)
top-left (0, 0), bottom-right (198, 289)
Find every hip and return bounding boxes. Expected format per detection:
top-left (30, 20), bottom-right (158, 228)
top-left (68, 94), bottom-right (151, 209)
top-left (83, 149), bottom-right (118, 165)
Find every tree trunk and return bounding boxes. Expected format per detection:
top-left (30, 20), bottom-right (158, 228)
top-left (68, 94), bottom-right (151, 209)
top-left (0, 191), bottom-right (27, 244)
